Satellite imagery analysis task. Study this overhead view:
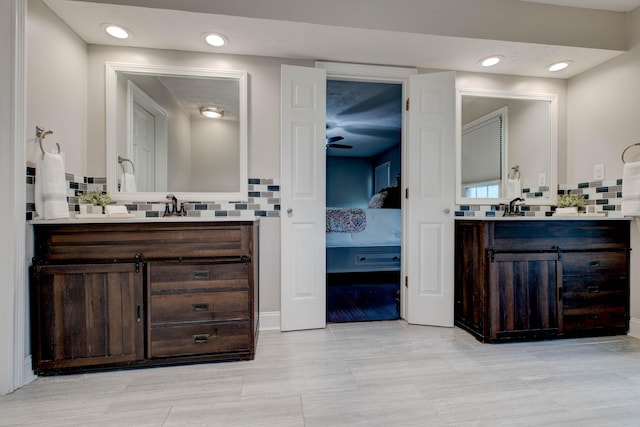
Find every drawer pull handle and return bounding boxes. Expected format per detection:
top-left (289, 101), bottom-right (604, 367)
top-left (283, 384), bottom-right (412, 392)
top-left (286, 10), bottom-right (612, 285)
top-left (588, 313), bottom-right (600, 319)
top-left (588, 286), bottom-right (600, 294)
top-left (193, 271), bottom-right (210, 280)
top-left (588, 261), bottom-right (600, 268)
top-left (193, 334), bottom-right (210, 344)
top-left (392, 256), bottom-right (399, 261)
top-left (360, 257), bottom-right (367, 262)
top-left (192, 303), bottom-right (210, 312)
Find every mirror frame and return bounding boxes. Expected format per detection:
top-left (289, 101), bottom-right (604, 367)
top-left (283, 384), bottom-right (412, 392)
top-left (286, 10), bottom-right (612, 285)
top-left (105, 62), bottom-right (248, 202)
top-left (456, 89), bottom-right (558, 206)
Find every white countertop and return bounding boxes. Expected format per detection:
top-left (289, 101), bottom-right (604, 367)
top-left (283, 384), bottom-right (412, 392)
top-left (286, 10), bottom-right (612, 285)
top-left (30, 215), bottom-right (259, 225)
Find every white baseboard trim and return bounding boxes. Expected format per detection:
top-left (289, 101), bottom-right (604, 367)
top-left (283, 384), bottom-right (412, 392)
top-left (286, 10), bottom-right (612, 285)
top-left (22, 356), bottom-right (37, 385)
top-left (259, 311), bottom-right (281, 331)
top-left (629, 317), bottom-right (640, 339)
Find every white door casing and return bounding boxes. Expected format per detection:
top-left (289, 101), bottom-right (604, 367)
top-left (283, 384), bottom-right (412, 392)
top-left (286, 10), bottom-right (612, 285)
top-left (406, 71), bottom-right (456, 327)
top-left (280, 65), bottom-right (327, 331)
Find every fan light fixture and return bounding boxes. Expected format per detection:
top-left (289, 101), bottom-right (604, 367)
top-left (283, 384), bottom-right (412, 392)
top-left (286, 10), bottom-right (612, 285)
top-left (479, 55), bottom-right (503, 67)
top-left (548, 61), bottom-right (571, 72)
top-left (104, 24), bottom-right (130, 39)
top-left (200, 106), bottom-right (224, 119)
top-left (204, 33), bottom-right (228, 47)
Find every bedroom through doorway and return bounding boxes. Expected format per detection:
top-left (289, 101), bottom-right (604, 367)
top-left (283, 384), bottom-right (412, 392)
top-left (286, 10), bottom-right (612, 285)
top-left (325, 79), bottom-right (403, 323)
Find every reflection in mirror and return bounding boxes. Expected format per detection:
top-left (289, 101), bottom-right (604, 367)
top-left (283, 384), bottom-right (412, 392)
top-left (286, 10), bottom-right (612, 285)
top-left (106, 63), bottom-right (247, 202)
top-left (457, 91), bottom-right (557, 205)
top-left (461, 106), bottom-right (506, 198)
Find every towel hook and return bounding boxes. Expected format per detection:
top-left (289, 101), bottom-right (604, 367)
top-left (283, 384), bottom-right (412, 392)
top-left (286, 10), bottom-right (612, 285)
top-left (118, 155), bottom-right (136, 174)
top-left (36, 126), bottom-right (60, 155)
top-left (622, 143), bottom-right (640, 164)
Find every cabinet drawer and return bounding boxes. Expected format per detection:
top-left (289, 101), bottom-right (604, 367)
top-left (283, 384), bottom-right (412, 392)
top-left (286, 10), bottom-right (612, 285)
top-left (562, 276), bottom-right (628, 309)
top-left (326, 246), bottom-right (400, 273)
top-left (353, 249), bottom-right (401, 269)
top-left (563, 307), bottom-right (627, 330)
top-left (150, 262), bottom-right (249, 293)
top-left (562, 252), bottom-right (628, 276)
top-left (150, 322), bottom-right (250, 358)
top-left (151, 291), bottom-right (248, 324)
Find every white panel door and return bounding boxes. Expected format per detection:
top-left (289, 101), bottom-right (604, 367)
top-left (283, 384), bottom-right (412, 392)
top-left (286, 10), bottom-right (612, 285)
top-left (406, 71), bottom-right (456, 327)
top-left (280, 65), bottom-right (327, 331)
top-left (132, 102), bottom-right (155, 192)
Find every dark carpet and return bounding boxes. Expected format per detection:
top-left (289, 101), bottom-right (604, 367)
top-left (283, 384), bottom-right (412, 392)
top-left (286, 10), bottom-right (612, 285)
top-left (327, 280), bottom-right (400, 323)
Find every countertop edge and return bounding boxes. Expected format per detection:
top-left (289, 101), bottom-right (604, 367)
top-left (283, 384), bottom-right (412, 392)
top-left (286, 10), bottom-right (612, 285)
top-left (29, 216), bottom-right (260, 225)
top-left (454, 215), bottom-right (633, 221)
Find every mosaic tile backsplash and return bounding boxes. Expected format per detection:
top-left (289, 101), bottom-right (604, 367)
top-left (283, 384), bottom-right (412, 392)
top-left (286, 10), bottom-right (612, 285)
top-left (26, 167), bottom-right (280, 220)
top-left (455, 179), bottom-right (625, 218)
top-left (25, 166), bottom-right (626, 220)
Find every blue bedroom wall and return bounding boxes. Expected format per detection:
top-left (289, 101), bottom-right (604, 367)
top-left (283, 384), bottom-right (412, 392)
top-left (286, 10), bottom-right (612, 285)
top-left (326, 156), bottom-right (373, 208)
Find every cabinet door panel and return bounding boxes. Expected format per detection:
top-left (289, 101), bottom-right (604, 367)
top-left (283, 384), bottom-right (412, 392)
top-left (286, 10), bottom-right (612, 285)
top-left (33, 263), bottom-right (143, 371)
top-left (490, 252), bottom-right (560, 340)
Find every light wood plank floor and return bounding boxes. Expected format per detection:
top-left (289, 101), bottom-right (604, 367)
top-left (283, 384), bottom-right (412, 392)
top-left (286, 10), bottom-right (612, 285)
top-left (3, 321), bottom-right (640, 426)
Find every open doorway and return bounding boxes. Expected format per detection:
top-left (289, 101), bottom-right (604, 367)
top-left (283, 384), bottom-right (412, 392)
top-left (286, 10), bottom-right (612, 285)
top-left (325, 79), bottom-right (403, 322)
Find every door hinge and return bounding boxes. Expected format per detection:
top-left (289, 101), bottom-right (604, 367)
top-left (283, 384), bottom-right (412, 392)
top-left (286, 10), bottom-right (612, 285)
top-left (405, 188), bottom-right (409, 199)
top-left (405, 98), bottom-right (410, 111)
top-left (405, 276), bottom-right (408, 288)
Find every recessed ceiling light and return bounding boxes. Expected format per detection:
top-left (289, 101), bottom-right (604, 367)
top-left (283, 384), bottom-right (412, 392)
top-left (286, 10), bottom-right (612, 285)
top-left (200, 106), bottom-right (224, 119)
top-left (104, 24), bottom-right (130, 39)
top-left (548, 61), bottom-right (572, 72)
top-left (204, 33), bottom-right (228, 47)
top-left (479, 55), bottom-right (503, 67)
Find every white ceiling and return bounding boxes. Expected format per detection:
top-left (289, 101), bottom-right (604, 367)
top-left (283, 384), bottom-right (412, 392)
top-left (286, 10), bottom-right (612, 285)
top-left (521, 0), bottom-right (640, 12)
top-left (39, 0), bottom-right (640, 157)
top-left (42, 0), bottom-right (631, 80)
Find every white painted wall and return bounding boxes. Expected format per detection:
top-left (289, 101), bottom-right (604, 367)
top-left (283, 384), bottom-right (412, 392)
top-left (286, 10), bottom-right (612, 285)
top-left (190, 117), bottom-right (239, 192)
top-left (26, 0), bottom-right (87, 175)
top-left (0, 0), bottom-right (20, 396)
top-left (567, 7), bottom-right (640, 319)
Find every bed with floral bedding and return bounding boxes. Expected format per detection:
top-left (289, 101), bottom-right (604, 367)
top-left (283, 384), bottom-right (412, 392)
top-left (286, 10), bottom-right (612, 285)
top-left (326, 208), bottom-right (401, 273)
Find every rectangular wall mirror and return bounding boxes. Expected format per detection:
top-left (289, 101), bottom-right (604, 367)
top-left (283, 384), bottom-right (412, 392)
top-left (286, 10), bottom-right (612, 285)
top-left (106, 62), bottom-right (248, 202)
top-left (456, 90), bottom-right (558, 205)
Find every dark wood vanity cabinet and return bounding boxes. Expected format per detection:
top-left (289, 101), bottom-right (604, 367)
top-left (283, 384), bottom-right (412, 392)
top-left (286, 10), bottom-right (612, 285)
top-left (455, 219), bottom-right (630, 343)
top-left (31, 220), bottom-right (259, 374)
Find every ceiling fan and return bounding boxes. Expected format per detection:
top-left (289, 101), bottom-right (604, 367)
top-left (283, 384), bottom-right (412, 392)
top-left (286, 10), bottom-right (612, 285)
top-left (326, 135), bottom-right (352, 149)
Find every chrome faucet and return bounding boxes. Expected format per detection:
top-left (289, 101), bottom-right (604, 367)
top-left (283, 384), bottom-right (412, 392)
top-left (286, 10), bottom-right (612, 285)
top-left (164, 194), bottom-right (186, 216)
